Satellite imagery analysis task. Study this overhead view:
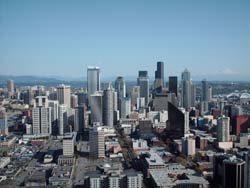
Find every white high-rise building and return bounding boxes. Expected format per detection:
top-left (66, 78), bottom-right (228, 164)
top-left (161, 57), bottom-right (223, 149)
top-left (57, 84), bottom-right (71, 108)
top-left (32, 96), bottom-right (51, 135)
top-left (58, 104), bottom-right (68, 135)
top-left (87, 67), bottom-right (100, 100)
top-left (63, 132), bottom-right (76, 156)
top-left (120, 97), bottom-right (131, 119)
top-left (217, 116), bottom-right (230, 142)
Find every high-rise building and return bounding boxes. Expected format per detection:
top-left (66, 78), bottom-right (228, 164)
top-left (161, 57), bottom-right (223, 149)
top-left (63, 132), bottom-right (76, 156)
top-left (168, 102), bottom-right (189, 139)
top-left (154, 61), bottom-right (164, 92)
top-left (181, 69), bottom-right (192, 109)
top-left (75, 104), bottom-right (86, 132)
top-left (57, 84), bottom-right (71, 108)
top-left (115, 76), bottom-right (126, 116)
top-left (7, 80), bottom-right (14, 97)
top-left (87, 67), bottom-right (100, 99)
top-left (32, 97), bottom-right (51, 135)
top-left (0, 108), bottom-right (8, 135)
top-left (103, 85), bottom-right (114, 127)
top-left (201, 79), bottom-right (209, 102)
top-left (70, 94), bottom-right (78, 108)
top-left (223, 156), bottom-right (245, 188)
top-left (58, 104), bottom-right (68, 135)
top-left (131, 86), bottom-right (140, 108)
top-left (243, 152), bottom-right (250, 188)
top-left (213, 154), bottom-right (245, 188)
top-left (137, 71), bottom-right (149, 106)
top-left (208, 86), bottom-right (213, 101)
top-left (191, 83), bottom-right (196, 107)
top-left (48, 100), bottom-right (59, 135)
top-left (90, 92), bottom-right (103, 125)
top-left (120, 97), bottom-right (131, 119)
top-left (217, 116), bottom-right (230, 142)
top-left (89, 126), bottom-right (105, 158)
top-left (169, 76), bottom-right (178, 96)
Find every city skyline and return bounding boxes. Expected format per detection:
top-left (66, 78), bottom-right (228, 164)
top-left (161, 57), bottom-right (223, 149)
top-left (0, 0), bottom-right (249, 81)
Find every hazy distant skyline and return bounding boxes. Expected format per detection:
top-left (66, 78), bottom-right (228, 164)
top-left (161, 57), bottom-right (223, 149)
top-left (0, 0), bottom-right (249, 81)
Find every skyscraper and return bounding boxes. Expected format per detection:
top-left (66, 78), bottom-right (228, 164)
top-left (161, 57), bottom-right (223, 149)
top-left (89, 126), bottom-right (105, 158)
top-left (75, 104), bottom-right (86, 132)
top-left (48, 100), bottom-right (59, 135)
top-left (57, 84), bottom-right (71, 108)
top-left (115, 76), bottom-right (126, 116)
top-left (201, 79), bottom-right (209, 102)
top-left (169, 76), bottom-right (178, 96)
top-left (120, 97), bottom-right (131, 119)
top-left (154, 61), bottom-right (164, 92)
top-left (181, 69), bottom-right (192, 109)
top-left (87, 67), bottom-right (100, 100)
top-left (63, 132), bottom-right (76, 156)
top-left (90, 92), bottom-right (103, 125)
top-left (137, 71), bottom-right (149, 106)
top-left (217, 116), bottom-right (230, 142)
top-left (131, 86), bottom-right (140, 108)
top-left (58, 104), bottom-right (68, 135)
top-left (103, 85), bottom-right (114, 127)
top-left (32, 96), bottom-right (51, 135)
top-left (7, 80), bottom-right (14, 97)
top-left (0, 107), bottom-right (8, 135)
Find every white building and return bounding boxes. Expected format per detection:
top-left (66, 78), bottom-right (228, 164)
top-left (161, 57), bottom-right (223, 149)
top-left (217, 116), bottom-right (230, 142)
top-left (58, 104), bottom-right (68, 135)
top-left (182, 137), bottom-right (195, 156)
top-left (63, 132), bottom-right (76, 156)
top-left (57, 84), bottom-right (71, 108)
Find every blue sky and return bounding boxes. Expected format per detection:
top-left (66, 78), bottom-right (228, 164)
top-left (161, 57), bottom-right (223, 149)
top-left (0, 0), bottom-right (249, 80)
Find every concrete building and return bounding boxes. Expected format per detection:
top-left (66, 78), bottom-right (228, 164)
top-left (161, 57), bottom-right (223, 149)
top-left (89, 126), bottom-right (105, 158)
top-left (103, 85), bottom-right (114, 127)
top-left (87, 66), bottom-right (100, 100)
top-left (131, 86), bottom-right (140, 108)
top-left (58, 104), bottom-right (68, 135)
top-left (90, 92), bottom-right (103, 125)
top-left (182, 137), bottom-right (195, 156)
top-left (70, 94), bottom-right (78, 108)
top-left (137, 71), bottom-right (149, 106)
top-left (57, 84), bottom-right (71, 108)
top-left (217, 116), bottom-right (230, 142)
top-left (74, 104), bottom-right (86, 132)
top-left (63, 132), bottom-right (76, 156)
top-left (32, 96), bottom-right (51, 135)
top-left (7, 80), bottom-right (14, 97)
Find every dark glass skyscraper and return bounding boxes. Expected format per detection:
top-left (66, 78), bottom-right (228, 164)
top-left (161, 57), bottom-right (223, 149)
top-left (154, 61), bottom-right (164, 92)
top-left (169, 76), bottom-right (178, 96)
top-left (137, 71), bottom-right (149, 106)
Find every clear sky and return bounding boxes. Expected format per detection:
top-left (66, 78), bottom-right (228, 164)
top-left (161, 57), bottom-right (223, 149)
top-left (0, 0), bottom-right (249, 80)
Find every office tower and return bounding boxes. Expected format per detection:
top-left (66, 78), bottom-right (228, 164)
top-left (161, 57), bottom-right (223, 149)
top-left (23, 89), bottom-right (33, 105)
top-left (7, 80), bottom-right (14, 97)
top-left (169, 76), bottom-right (178, 96)
top-left (0, 108), bottom-right (8, 135)
top-left (217, 116), bottom-right (230, 142)
top-left (32, 97), bottom-right (51, 135)
top-left (223, 156), bottom-right (245, 188)
top-left (70, 94), bottom-right (78, 108)
top-left (201, 79), bottom-right (209, 102)
top-left (168, 102), bottom-right (189, 139)
top-left (90, 92), bottom-right (103, 125)
top-left (57, 84), bottom-right (71, 107)
top-left (113, 91), bottom-right (118, 111)
top-left (137, 97), bottom-right (145, 110)
top-left (115, 76), bottom-right (126, 117)
top-left (208, 86), bottom-right (213, 101)
top-left (243, 152), bottom-right (250, 188)
top-left (120, 97), bottom-right (131, 119)
top-left (77, 91), bottom-right (87, 106)
top-left (137, 71), bottom-right (149, 106)
top-left (58, 104), bottom-right (68, 135)
top-left (63, 132), bottom-right (76, 156)
top-left (151, 92), bottom-right (170, 111)
top-left (87, 67), bottom-right (100, 99)
top-left (89, 127), bottom-right (105, 158)
top-left (154, 61), bottom-right (164, 92)
top-left (103, 85), bottom-right (114, 127)
top-left (131, 86), bottom-right (140, 108)
top-left (213, 154), bottom-right (245, 188)
top-left (48, 100), bottom-right (59, 135)
top-left (182, 137), bottom-right (195, 156)
top-left (191, 83), bottom-right (196, 107)
top-left (75, 104), bottom-right (86, 132)
top-left (181, 69), bottom-right (191, 109)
